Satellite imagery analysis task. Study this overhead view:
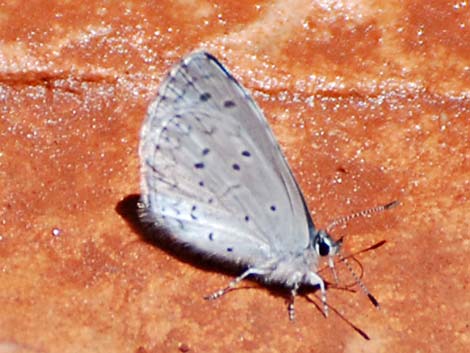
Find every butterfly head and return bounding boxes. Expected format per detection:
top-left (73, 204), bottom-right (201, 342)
top-left (313, 229), bottom-right (341, 258)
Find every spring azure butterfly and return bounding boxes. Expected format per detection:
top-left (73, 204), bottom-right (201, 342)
top-left (139, 51), bottom-right (397, 320)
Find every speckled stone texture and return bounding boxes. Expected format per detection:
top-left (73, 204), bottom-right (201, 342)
top-left (0, 1), bottom-right (468, 352)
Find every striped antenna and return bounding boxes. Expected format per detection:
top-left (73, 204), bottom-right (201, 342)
top-left (326, 200), bottom-right (399, 232)
top-left (326, 200), bottom-right (399, 307)
top-left (338, 252), bottom-right (380, 308)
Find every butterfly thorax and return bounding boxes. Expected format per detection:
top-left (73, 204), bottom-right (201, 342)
top-left (258, 246), bottom-right (320, 287)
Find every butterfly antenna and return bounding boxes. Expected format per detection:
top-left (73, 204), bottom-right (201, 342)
top-left (326, 200), bottom-right (399, 232)
top-left (338, 252), bottom-right (379, 308)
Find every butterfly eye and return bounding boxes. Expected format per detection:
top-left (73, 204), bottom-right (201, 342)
top-left (314, 231), bottom-right (336, 257)
top-left (317, 238), bottom-right (331, 256)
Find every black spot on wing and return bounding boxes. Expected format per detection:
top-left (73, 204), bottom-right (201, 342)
top-left (191, 205), bottom-right (197, 220)
top-left (224, 100), bottom-right (236, 108)
top-left (200, 92), bottom-right (211, 101)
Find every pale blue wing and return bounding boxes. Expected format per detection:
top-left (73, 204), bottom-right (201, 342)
top-left (139, 52), bottom-right (312, 267)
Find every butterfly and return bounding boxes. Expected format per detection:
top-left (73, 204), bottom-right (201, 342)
top-left (138, 51), bottom-right (397, 319)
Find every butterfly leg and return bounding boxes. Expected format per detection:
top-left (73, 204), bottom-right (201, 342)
top-left (288, 281), bottom-right (300, 321)
top-left (204, 267), bottom-right (269, 301)
top-left (308, 272), bottom-right (329, 317)
top-left (328, 255), bottom-right (339, 285)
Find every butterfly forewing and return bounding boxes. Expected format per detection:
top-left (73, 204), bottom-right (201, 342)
top-left (139, 52), bottom-right (311, 266)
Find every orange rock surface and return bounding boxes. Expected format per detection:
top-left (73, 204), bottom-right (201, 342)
top-left (1, 1), bottom-right (468, 352)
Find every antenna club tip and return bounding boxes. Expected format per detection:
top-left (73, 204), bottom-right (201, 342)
top-left (368, 293), bottom-right (380, 307)
top-left (384, 200), bottom-right (400, 209)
